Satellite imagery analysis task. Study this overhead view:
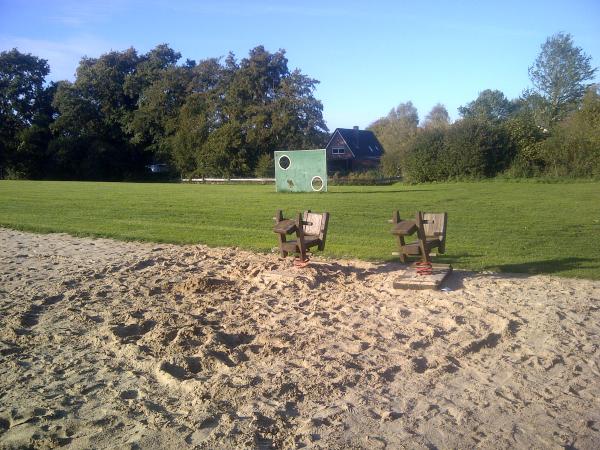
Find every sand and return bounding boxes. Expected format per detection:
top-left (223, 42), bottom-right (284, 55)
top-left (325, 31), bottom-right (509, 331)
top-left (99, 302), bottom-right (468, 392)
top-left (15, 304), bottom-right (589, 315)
top-left (1, 227), bottom-right (599, 449)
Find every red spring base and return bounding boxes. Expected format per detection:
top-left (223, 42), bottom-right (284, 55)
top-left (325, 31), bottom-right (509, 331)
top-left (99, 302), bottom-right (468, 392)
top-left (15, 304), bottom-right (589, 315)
top-left (416, 261), bottom-right (432, 276)
top-left (293, 257), bottom-right (310, 268)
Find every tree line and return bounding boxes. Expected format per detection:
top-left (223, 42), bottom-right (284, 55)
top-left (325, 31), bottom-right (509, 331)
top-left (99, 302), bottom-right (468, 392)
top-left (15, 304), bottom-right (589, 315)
top-left (0, 45), bottom-right (328, 180)
top-left (369, 33), bottom-right (599, 181)
top-left (1, 33), bottom-right (598, 182)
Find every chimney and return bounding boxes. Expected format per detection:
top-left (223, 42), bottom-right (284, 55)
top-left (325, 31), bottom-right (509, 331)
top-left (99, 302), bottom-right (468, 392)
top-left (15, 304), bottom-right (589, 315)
top-left (353, 125), bottom-right (359, 148)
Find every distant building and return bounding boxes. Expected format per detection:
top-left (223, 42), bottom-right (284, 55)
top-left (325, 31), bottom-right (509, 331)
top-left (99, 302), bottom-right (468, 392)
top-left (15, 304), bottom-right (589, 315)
top-left (325, 126), bottom-right (384, 173)
top-left (146, 163), bottom-right (169, 173)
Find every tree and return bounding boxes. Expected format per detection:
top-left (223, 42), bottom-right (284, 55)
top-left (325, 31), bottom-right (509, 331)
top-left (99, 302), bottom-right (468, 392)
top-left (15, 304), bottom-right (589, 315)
top-left (3, 44), bottom-right (327, 179)
top-left (225, 46), bottom-right (327, 166)
top-left (269, 69), bottom-right (329, 149)
top-left (50, 49), bottom-right (142, 179)
top-left (388, 101), bottom-right (419, 127)
top-left (170, 46), bottom-right (327, 176)
top-left (73, 48), bottom-right (141, 132)
top-left (423, 103), bottom-right (450, 129)
top-left (51, 47), bottom-right (166, 179)
top-left (0, 49), bottom-right (51, 177)
top-left (514, 88), bottom-right (552, 129)
top-left (529, 32), bottom-right (597, 123)
top-left (127, 64), bottom-right (193, 163)
top-left (169, 93), bottom-right (211, 177)
top-left (0, 49), bottom-right (49, 128)
top-left (458, 89), bottom-right (513, 122)
top-left (368, 101), bottom-right (419, 176)
top-left (123, 43), bottom-right (181, 99)
top-left (125, 44), bottom-right (186, 161)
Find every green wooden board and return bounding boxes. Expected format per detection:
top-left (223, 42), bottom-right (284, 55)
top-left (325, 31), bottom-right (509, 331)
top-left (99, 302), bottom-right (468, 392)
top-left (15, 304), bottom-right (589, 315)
top-left (274, 149), bottom-right (327, 193)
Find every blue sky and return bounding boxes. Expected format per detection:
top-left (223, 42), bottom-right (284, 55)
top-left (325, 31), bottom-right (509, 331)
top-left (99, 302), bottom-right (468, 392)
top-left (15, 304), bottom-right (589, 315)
top-left (1, 0), bottom-right (599, 131)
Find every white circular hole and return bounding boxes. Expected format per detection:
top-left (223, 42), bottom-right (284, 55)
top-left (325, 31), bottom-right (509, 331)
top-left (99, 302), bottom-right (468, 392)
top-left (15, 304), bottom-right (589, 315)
top-left (278, 155), bottom-right (291, 170)
top-left (311, 176), bottom-right (324, 191)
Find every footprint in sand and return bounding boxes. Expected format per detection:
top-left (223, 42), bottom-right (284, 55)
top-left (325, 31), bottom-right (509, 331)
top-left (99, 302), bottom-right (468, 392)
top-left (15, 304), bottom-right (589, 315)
top-left (175, 276), bottom-right (229, 296)
top-left (42, 294), bottom-right (64, 306)
top-left (408, 336), bottom-right (432, 350)
top-left (0, 417), bottom-right (10, 432)
top-left (411, 356), bottom-right (430, 374)
top-left (186, 415), bottom-right (221, 445)
top-left (380, 365), bottom-right (402, 382)
top-left (462, 332), bottom-right (502, 355)
top-left (119, 390), bottom-right (139, 400)
top-left (184, 356), bottom-right (203, 374)
top-left (19, 303), bottom-right (47, 328)
top-left (131, 259), bottom-right (156, 271)
top-left (157, 360), bottom-right (192, 382)
top-left (339, 340), bottom-right (370, 354)
top-left (110, 320), bottom-right (156, 343)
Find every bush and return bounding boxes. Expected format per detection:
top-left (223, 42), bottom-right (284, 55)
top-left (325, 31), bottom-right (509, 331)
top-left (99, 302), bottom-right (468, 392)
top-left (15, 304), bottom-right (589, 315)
top-left (501, 152), bottom-right (544, 178)
top-left (535, 88), bottom-right (600, 177)
top-left (403, 128), bottom-right (445, 183)
top-left (329, 170), bottom-right (396, 185)
top-left (502, 111), bottom-right (548, 176)
top-left (439, 118), bottom-right (514, 179)
top-left (403, 120), bottom-right (515, 182)
top-left (3, 167), bottom-right (27, 180)
top-left (254, 153), bottom-right (275, 178)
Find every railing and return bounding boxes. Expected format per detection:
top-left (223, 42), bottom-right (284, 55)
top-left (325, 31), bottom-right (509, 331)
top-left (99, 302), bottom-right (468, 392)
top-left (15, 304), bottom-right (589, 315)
top-left (181, 176), bottom-right (400, 186)
top-left (329, 176), bottom-right (400, 186)
top-left (181, 177), bottom-right (275, 184)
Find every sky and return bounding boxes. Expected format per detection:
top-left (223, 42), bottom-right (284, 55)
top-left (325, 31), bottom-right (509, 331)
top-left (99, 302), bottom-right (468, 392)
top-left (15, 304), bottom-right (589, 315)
top-left (1, 0), bottom-right (599, 131)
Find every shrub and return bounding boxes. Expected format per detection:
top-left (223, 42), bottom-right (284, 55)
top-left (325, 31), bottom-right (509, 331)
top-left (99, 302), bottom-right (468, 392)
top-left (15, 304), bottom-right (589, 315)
top-left (3, 167), bottom-right (27, 180)
top-left (329, 169), bottom-right (395, 185)
top-left (403, 120), bottom-right (515, 182)
top-left (254, 153), bottom-right (275, 178)
top-left (503, 112), bottom-right (548, 176)
top-left (536, 87), bottom-right (600, 177)
top-left (403, 128), bottom-right (445, 183)
top-left (439, 118), bottom-right (514, 179)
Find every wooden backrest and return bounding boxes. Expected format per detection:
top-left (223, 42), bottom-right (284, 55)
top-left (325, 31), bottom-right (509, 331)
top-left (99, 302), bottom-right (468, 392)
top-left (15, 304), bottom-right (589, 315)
top-left (302, 210), bottom-right (329, 251)
top-left (422, 212), bottom-right (447, 243)
top-left (302, 211), bottom-right (328, 237)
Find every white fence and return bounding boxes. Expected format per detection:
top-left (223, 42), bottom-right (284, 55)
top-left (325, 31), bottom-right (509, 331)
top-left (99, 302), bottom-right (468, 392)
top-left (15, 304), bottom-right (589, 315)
top-left (182, 178), bottom-right (275, 184)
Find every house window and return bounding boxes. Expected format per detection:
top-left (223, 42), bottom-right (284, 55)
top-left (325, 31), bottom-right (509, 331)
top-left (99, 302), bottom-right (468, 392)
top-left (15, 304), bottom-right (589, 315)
top-left (332, 147), bottom-right (345, 155)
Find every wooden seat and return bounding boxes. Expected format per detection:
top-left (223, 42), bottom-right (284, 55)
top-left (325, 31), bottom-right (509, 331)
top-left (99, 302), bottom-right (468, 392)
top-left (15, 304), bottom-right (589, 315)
top-left (390, 211), bottom-right (447, 263)
top-left (280, 235), bottom-right (321, 252)
top-left (273, 210), bottom-right (330, 263)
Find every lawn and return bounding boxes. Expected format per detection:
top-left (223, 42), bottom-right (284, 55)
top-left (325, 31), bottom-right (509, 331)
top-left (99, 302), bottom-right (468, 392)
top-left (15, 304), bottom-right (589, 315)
top-left (1, 180), bottom-right (599, 279)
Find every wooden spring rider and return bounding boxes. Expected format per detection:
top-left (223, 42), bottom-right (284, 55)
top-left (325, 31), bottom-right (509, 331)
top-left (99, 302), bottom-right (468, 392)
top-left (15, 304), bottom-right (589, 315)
top-left (273, 210), bottom-right (330, 267)
top-left (390, 211), bottom-right (447, 275)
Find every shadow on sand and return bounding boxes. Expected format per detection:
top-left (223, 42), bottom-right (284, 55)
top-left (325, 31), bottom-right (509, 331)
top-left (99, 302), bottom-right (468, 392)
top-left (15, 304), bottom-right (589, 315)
top-left (486, 257), bottom-right (596, 276)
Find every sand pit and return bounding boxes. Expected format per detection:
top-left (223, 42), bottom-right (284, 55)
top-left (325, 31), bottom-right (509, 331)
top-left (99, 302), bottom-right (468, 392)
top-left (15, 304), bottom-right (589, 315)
top-left (1, 228), bottom-right (599, 449)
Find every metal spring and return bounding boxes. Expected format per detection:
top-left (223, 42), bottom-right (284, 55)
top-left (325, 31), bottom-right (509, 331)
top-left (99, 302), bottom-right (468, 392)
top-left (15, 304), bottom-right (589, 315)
top-left (293, 257), bottom-right (310, 268)
top-left (416, 261), bottom-right (433, 276)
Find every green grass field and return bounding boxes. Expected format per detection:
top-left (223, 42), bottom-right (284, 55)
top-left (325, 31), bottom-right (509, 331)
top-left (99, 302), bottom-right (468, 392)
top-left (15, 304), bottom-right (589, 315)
top-left (1, 180), bottom-right (599, 279)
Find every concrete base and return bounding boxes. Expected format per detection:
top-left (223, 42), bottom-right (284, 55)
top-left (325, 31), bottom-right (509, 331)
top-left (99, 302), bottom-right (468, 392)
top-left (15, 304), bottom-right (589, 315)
top-left (393, 263), bottom-right (452, 290)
